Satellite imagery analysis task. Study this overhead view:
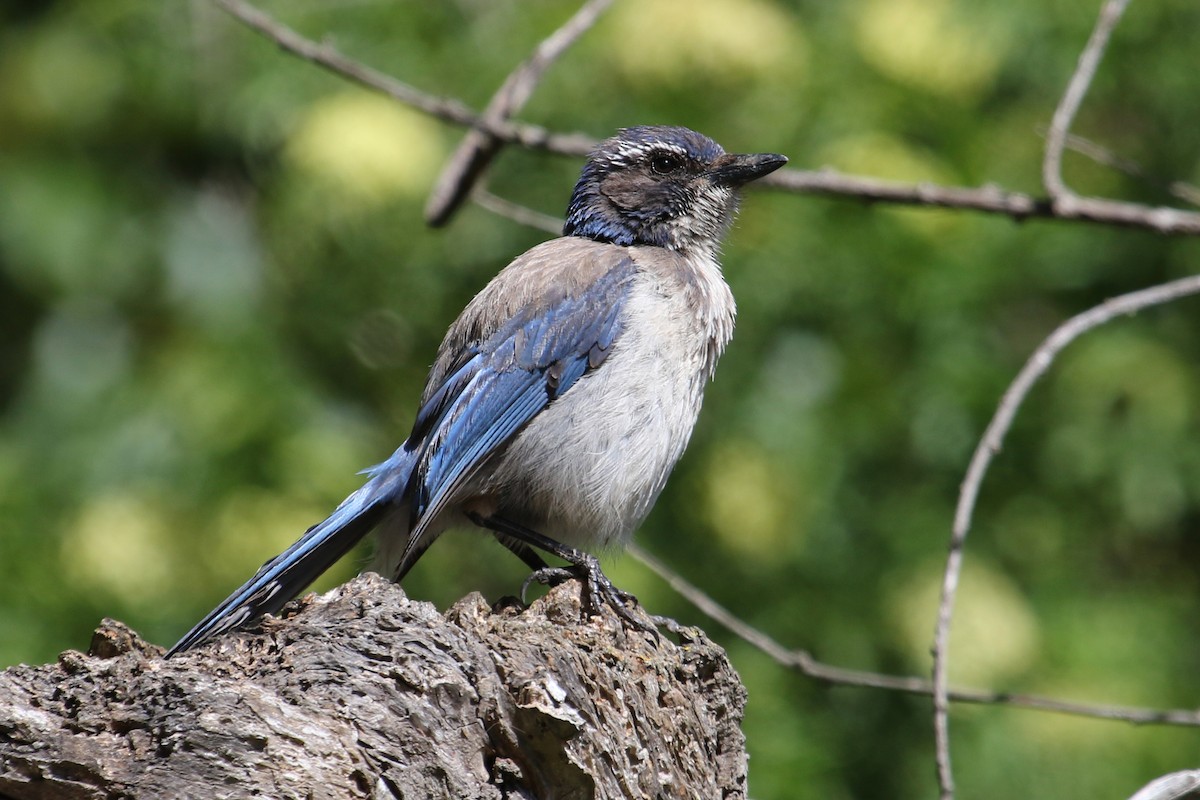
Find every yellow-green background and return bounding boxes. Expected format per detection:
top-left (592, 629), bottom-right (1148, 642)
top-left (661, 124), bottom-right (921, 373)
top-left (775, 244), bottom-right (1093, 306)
top-left (2, 1), bottom-right (1199, 797)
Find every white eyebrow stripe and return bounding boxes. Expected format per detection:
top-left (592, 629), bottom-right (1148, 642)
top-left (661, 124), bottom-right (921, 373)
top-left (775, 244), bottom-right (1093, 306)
top-left (610, 141), bottom-right (690, 165)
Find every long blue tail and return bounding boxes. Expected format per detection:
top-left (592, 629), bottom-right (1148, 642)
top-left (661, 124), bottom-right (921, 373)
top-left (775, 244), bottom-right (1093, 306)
top-left (166, 449), bottom-right (414, 656)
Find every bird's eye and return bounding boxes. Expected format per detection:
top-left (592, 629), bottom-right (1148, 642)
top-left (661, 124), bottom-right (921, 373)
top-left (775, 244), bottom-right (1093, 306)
top-left (650, 153), bottom-right (682, 175)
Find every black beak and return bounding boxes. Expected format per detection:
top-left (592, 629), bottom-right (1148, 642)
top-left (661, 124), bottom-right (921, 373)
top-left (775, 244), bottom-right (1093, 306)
top-left (709, 152), bottom-right (788, 187)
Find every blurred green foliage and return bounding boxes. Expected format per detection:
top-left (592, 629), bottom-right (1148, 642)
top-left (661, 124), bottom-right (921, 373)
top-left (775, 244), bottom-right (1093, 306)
top-left (2, 0), bottom-right (1200, 797)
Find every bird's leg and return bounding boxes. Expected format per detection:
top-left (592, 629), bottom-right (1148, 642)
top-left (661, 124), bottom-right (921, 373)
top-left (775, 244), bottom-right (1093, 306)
top-left (472, 536), bottom-right (552, 616)
top-left (493, 536), bottom-right (572, 602)
top-left (493, 536), bottom-right (551, 573)
top-left (467, 511), bottom-right (656, 636)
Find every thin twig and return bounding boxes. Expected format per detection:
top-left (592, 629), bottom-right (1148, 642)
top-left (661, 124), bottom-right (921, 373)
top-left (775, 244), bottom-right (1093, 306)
top-left (1127, 770), bottom-right (1200, 800)
top-left (1042, 0), bottom-right (1133, 201)
top-left (472, 190), bottom-right (563, 235)
top-left (210, 0), bottom-right (596, 156)
top-left (1061, 132), bottom-right (1144, 176)
top-left (932, 272), bottom-right (1200, 799)
top-left (942, 3), bottom-right (1132, 795)
top-left (212, 0), bottom-right (1200, 237)
top-left (767, 169), bottom-right (1200, 235)
top-left (1054, 131), bottom-right (1200, 207)
top-left (628, 544), bottom-right (1200, 726)
top-left (424, 0), bottom-right (613, 226)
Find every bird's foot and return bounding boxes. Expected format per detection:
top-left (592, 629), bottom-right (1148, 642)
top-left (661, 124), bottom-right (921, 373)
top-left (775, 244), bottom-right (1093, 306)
top-left (523, 557), bottom-right (658, 639)
top-left (520, 567), bottom-right (575, 602)
top-left (466, 511), bottom-right (658, 638)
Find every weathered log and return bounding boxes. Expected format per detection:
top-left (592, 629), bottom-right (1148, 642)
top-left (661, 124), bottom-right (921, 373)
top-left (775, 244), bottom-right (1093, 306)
top-left (0, 574), bottom-right (747, 799)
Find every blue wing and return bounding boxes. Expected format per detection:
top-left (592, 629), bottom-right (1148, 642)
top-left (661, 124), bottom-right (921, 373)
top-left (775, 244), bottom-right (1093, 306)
top-left (168, 255), bottom-right (634, 655)
top-left (393, 256), bottom-right (635, 572)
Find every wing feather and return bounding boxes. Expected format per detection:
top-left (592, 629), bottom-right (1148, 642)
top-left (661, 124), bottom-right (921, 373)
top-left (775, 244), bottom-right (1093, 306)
top-left (395, 255), bottom-right (637, 567)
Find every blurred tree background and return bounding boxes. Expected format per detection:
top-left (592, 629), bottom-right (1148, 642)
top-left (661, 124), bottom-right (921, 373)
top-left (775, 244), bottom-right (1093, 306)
top-left (2, 0), bottom-right (1200, 797)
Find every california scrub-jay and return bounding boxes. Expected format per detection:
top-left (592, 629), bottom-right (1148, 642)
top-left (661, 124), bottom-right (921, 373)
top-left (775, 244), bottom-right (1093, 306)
top-left (167, 126), bottom-right (785, 655)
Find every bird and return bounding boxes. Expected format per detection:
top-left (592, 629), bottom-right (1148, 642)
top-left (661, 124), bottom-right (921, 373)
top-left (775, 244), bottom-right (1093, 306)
top-left (166, 125), bottom-right (786, 656)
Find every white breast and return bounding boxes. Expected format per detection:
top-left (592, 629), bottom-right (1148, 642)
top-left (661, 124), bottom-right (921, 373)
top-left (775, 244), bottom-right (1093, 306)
top-left (482, 249), bottom-right (735, 550)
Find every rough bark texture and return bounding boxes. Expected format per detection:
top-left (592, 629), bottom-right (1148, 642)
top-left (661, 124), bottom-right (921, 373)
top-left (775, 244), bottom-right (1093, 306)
top-left (0, 574), bottom-right (747, 799)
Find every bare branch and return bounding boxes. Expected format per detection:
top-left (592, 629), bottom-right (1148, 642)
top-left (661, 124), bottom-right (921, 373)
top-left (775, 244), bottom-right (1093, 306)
top-left (1127, 770), bottom-right (1200, 800)
top-left (1055, 131), bottom-right (1200, 207)
top-left (767, 168), bottom-right (1200, 235)
top-left (472, 190), bottom-right (564, 235)
top-left (932, 271), bottom-right (1200, 799)
top-left (1042, 0), bottom-right (1132, 200)
top-left (628, 544), bottom-right (1200, 726)
top-left (937, 3), bottom-right (1135, 795)
top-left (213, 0), bottom-right (1200, 237)
top-left (210, 0), bottom-right (596, 156)
top-left (425, 0), bottom-right (613, 227)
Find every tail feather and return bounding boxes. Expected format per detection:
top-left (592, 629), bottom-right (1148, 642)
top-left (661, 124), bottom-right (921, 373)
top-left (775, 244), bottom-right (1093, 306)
top-left (167, 451), bottom-right (414, 656)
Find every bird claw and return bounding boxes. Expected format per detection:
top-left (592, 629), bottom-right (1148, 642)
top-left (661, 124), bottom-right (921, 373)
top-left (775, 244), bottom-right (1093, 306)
top-left (523, 557), bottom-right (659, 640)
top-left (520, 567), bottom-right (575, 603)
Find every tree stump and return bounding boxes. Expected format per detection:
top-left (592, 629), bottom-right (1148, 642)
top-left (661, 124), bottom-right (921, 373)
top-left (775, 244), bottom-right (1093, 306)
top-left (0, 574), bottom-right (748, 799)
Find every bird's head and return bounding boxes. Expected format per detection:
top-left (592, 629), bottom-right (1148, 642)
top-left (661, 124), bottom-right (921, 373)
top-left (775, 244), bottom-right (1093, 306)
top-left (563, 126), bottom-right (786, 255)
